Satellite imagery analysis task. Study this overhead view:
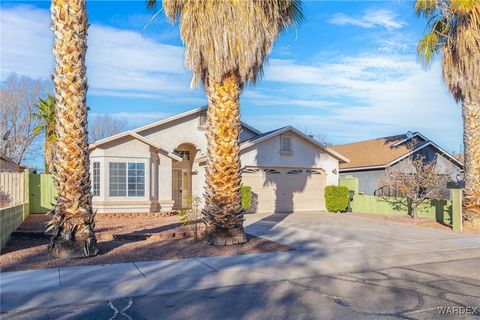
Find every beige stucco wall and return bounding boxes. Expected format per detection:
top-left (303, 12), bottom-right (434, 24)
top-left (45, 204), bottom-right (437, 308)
top-left (90, 136), bottom-right (176, 213)
top-left (240, 131), bottom-right (340, 185)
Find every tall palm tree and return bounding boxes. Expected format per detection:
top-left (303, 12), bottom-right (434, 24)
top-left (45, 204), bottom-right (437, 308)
top-left (148, 0), bottom-right (303, 245)
top-left (416, 0), bottom-right (480, 223)
top-left (33, 94), bottom-right (57, 174)
top-left (47, 0), bottom-right (98, 258)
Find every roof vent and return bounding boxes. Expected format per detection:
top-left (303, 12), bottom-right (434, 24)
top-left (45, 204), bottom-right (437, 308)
top-left (406, 131), bottom-right (413, 139)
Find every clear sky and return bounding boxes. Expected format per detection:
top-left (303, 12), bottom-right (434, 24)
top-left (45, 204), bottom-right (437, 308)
top-left (1, 0), bottom-right (463, 169)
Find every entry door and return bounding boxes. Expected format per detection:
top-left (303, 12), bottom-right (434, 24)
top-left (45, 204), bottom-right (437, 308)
top-left (173, 169), bottom-right (188, 208)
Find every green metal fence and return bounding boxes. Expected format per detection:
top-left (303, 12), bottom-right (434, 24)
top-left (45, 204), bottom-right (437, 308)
top-left (340, 177), bottom-right (452, 224)
top-left (350, 194), bottom-right (452, 225)
top-left (29, 173), bottom-right (57, 213)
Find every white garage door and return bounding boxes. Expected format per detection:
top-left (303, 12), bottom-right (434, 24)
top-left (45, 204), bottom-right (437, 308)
top-left (242, 167), bottom-right (326, 213)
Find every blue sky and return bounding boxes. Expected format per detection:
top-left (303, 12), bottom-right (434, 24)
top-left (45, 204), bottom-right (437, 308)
top-left (1, 0), bottom-right (463, 168)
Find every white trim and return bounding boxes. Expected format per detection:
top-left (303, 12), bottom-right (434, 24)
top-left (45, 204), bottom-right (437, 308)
top-left (391, 132), bottom-right (428, 147)
top-left (240, 126), bottom-right (350, 163)
top-left (133, 106), bottom-right (208, 133)
top-left (90, 131), bottom-right (182, 162)
top-left (240, 121), bottom-right (262, 135)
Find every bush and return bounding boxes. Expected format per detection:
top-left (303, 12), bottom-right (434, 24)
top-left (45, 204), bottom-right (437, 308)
top-left (240, 186), bottom-right (252, 211)
top-left (324, 185), bottom-right (349, 212)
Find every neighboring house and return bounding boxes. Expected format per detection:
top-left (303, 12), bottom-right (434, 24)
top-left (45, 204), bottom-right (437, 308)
top-left (331, 132), bottom-right (464, 196)
top-left (89, 107), bottom-right (349, 214)
top-left (0, 153), bottom-right (23, 172)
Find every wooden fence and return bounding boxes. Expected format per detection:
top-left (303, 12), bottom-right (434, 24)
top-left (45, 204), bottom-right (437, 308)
top-left (0, 172), bottom-right (25, 208)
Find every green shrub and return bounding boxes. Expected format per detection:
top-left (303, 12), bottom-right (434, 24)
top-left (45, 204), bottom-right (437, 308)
top-left (240, 186), bottom-right (252, 211)
top-left (324, 185), bottom-right (349, 212)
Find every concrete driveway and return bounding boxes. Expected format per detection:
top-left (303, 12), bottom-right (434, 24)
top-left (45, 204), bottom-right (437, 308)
top-left (2, 211), bottom-right (479, 319)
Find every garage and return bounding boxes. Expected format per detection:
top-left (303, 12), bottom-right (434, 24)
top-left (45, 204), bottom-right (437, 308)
top-left (242, 167), bottom-right (326, 213)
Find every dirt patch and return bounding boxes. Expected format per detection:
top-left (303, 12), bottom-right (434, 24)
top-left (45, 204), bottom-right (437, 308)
top-left (1, 214), bottom-right (291, 272)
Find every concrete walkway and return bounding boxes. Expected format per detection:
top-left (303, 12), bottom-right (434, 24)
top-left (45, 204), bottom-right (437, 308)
top-left (1, 212), bottom-right (479, 315)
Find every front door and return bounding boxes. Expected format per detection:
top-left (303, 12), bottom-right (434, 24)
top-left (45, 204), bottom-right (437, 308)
top-left (173, 169), bottom-right (189, 208)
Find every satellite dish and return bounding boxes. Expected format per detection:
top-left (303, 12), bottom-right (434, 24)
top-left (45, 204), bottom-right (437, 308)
top-left (406, 131), bottom-right (413, 139)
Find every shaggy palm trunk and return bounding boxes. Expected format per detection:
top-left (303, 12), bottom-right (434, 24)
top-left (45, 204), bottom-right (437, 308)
top-left (48, 0), bottom-right (98, 258)
top-left (203, 73), bottom-right (247, 246)
top-left (44, 139), bottom-right (55, 174)
top-left (462, 100), bottom-right (480, 222)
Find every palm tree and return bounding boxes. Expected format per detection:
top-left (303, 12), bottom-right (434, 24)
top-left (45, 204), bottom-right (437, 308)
top-left (33, 94), bottom-right (57, 174)
top-left (416, 0), bottom-right (480, 223)
top-left (148, 0), bottom-right (303, 245)
top-left (47, 0), bottom-right (98, 258)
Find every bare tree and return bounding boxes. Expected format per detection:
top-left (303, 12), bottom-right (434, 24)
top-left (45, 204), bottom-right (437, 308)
top-left (379, 155), bottom-right (451, 219)
top-left (0, 74), bottom-right (49, 165)
top-left (89, 114), bottom-right (127, 143)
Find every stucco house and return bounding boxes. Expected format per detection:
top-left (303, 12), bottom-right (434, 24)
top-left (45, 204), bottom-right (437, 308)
top-left (331, 132), bottom-right (464, 196)
top-left (89, 107), bottom-right (349, 214)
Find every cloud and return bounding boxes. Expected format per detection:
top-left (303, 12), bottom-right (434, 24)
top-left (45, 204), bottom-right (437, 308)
top-left (0, 5), bottom-right (196, 98)
top-left (246, 55), bottom-right (461, 150)
top-left (90, 111), bottom-right (172, 127)
top-left (329, 9), bottom-right (405, 30)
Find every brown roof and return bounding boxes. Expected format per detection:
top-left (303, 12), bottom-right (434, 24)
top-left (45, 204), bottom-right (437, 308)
top-left (331, 133), bottom-right (428, 170)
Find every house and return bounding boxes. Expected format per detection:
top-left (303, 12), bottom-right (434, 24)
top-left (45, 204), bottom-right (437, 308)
top-left (89, 107), bottom-right (349, 214)
top-left (0, 153), bottom-right (24, 172)
top-left (330, 131), bottom-right (464, 196)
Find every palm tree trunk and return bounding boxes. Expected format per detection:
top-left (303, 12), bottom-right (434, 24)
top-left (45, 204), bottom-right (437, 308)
top-left (203, 73), bottom-right (247, 246)
top-left (44, 139), bottom-right (55, 175)
top-left (462, 100), bottom-right (480, 223)
top-left (48, 0), bottom-right (98, 258)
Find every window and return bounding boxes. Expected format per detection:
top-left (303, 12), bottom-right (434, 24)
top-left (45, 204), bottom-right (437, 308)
top-left (198, 113), bottom-right (207, 127)
top-left (280, 135), bottom-right (292, 152)
top-left (264, 168), bottom-right (281, 174)
top-left (109, 162), bottom-right (126, 197)
top-left (305, 169), bottom-right (323, 175)
top-left (109, 162), bottom-right (145, 197)
top-left (287, 169), bottom-right (303, 175)
top-left (128, 163), bottom-right (145, 197)
top-left (92, 162), bottom-right (100, 196)
top-left (174, 149), bottom-right (191, 161)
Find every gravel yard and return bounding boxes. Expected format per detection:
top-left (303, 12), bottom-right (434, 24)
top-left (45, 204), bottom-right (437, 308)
top-left (0, 213), bottom-right (291, 272)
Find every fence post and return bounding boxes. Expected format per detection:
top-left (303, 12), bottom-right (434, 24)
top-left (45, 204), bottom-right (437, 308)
top-left (451, 188), bottom-right (463, 232)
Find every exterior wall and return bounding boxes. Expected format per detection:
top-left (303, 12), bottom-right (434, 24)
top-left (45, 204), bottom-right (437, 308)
top-left (91, 136), bottom-right (155, 213)
top-left (240, 131), bottom-right (340, 185)
top-left (340, 169), bottom-right (385, 195)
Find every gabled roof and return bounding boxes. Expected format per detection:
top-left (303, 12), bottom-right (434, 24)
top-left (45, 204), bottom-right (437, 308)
top-left (331, 132), bottom-right (463, 171)
top-left (133, 106), bottom-right (261, 135)
top-left (240, 126), bottom-right (350, 163)
top-left (89, 131), bottom-right (182, 161)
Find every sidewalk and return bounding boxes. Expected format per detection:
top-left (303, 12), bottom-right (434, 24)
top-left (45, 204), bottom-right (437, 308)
top-left (2, 211), bottom-right (480, 313)
top-left (2, 240), bottom-right (480, 312)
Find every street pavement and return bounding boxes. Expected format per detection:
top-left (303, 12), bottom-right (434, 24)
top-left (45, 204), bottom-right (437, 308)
top-left (1, 212), bottom-right (479, 319)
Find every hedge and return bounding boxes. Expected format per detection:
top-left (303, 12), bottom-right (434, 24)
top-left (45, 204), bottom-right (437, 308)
top-left (241, 186), bottom-right (252, 211)
top-left (325, 185), bottom-right (349, 212)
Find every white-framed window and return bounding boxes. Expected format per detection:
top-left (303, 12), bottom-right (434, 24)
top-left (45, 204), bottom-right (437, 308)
top-left (109, 162), bottom-right (145, 197)
top-left (280, 135), bottom-right (292, 152)
top-left (128, 163), bottom-right (145, 197)
top-left (264, 168), bottom-right (281, 174)
top-left (287, 169), bottom-right (303, 175)
top-left (92, 162), bottom-right (100, 197)
top-left (198, 113), bottom-right (207, 127)
top-left (174, 149), bottom-right (191, 161)
top-left (242, 168), bottom-right (260, 174)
